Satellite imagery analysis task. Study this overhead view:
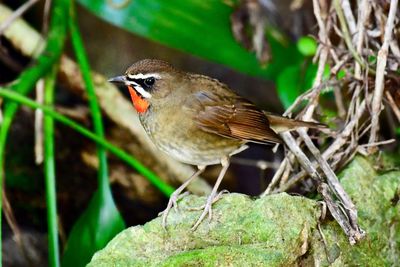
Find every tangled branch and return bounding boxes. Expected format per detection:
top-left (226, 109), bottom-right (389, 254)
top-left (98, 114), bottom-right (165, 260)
top-left (263, 0), bottom-right (399, 244)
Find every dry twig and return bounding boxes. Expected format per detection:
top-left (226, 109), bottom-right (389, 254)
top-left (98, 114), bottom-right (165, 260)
top-left (0, 0), bottom-right (40, 36)
top-left (369, 0), bottom-right (398, 147)
top-left (385, 91), bottom-right (400, 122)
top-left (261, 0), bottom-right (400, 243)
top-left (34, 79), bottom-right (44, 165)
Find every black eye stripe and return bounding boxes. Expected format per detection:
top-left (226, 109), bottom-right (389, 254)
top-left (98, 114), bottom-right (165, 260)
top-left (133, 79), bottom-right (145, 87)
top-left (127, 77), bottom-right (155, 90)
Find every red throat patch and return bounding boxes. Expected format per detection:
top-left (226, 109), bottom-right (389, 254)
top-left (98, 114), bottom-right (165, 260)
top-left (128, 86), bottom-right (149, 113)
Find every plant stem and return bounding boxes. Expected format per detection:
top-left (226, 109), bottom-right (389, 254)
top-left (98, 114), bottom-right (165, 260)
top-left (44, 64), bottom-right (60, 267)
top-left (69, 3), bottom-right (110, 198)
top-left (0, 1), bottom-right (70, 265)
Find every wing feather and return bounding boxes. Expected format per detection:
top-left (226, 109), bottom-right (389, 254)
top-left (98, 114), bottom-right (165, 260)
top-left (190, 90), bottom-right (282, 144)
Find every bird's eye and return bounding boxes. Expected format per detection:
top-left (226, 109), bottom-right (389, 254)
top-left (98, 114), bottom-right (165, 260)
top-left (144, 77), bottom-right (155, 87)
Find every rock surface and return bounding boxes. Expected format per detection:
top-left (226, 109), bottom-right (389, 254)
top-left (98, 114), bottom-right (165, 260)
top-left (88, 157), bottom-right (400, 266)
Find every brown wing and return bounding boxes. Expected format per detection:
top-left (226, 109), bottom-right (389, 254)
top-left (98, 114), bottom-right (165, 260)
top-left (189, 90), bottom-right (282, 145)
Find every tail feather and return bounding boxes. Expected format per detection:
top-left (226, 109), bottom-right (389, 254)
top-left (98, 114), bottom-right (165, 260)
top-left (264, 113), bottom-right (327, 133)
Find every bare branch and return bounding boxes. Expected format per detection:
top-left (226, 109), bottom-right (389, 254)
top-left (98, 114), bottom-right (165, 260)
top-left (333, 0), bottom-right (365, 68)
top-left (385, 91), bottom-right (400, 122)
top-left (354, 0), bottom-right (371, 79)
top-left (0, 0), bottom-right (40, 36)
top-left (340, 0), bottom-right (356, 35)
top-left (369, 0), bottom-right (398, 147)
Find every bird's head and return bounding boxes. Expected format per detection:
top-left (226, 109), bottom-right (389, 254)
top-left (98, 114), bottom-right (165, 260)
top-left (108, 59), bottom-right (179, 113)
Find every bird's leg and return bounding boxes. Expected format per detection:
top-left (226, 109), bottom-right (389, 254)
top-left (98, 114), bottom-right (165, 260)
top-left (159, 165), bottom-right (205, 230)
top-left (192, 157), bottom-right (230, 230)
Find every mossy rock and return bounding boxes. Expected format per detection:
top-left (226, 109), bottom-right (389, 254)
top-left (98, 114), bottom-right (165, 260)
top-left (88, 157), bottom-right (400, 266)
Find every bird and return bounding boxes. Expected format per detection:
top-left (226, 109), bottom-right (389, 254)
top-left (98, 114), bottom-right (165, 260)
top-left (108, 59), bottom-right (326, 230)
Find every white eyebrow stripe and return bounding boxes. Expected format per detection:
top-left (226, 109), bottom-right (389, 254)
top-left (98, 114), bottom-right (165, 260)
top-left (127, 81), bottom-right (152, 98)
top-left (127, 73), bottom-right (161, 80)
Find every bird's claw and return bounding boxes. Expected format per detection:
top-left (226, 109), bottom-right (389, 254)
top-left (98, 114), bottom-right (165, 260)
top-left (159, 191), bottom-right (189, 230)
top-left (191, 195), bottom-right (213, 230)
top-left (191, 190), bottom-right (229, 230)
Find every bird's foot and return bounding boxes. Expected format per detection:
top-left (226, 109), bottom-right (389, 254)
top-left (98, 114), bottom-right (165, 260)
top-left (190, 190), bottom-right (229, 230)
top-left (159, 191), bottom-right (190, 230)
top-left (188, 190), bottom-right (229, 211)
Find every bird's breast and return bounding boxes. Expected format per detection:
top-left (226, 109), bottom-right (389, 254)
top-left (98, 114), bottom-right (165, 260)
top-left (139, 105), bottom-right (245, 166)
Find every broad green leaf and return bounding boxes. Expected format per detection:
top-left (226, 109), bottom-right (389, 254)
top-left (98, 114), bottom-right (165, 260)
top-left (61, 190), bottom-right (125, 267)
top-left (77, 0), bottom-right (302, 80)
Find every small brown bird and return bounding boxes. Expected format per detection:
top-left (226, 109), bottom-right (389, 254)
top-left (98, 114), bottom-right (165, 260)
top-left (109, 59), bottom-right (325, 229)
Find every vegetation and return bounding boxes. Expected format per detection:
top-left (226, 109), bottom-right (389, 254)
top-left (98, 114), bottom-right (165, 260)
top-left (0, 0), bottom-right (398, 266)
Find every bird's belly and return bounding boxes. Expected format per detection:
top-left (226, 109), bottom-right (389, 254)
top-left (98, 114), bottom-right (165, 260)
top-left (141, 114), bottom-right (246, 166)
top-left (154, 137), bottom-right (247, 166)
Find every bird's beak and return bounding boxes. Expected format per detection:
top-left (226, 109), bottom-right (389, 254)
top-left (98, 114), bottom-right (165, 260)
top-left (108, 75), bottom-right (127, 85)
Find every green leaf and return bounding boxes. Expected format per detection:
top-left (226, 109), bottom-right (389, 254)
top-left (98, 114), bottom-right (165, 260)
top-left (368, 55), bottom-right (377, 64)
top-left (77, 0), bottom-right (302, 80)
top-left (337, 69), bottom-right (346, 80)
top-left (277, 62), bottom-right (318, 109)
top-left (61, 190), bottom-right (125, 267)
top-left (305, 64), bottom-right (319, 90)
top-left (277, 65), bottom-right (302, 109)
top-left (297, 36), bottom-right (317, 56)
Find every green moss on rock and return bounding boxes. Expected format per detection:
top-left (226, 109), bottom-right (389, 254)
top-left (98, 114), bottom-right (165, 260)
top-left (88, 157), bottom-right (400, 266)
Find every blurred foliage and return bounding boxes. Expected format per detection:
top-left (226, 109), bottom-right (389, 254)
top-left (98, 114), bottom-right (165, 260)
top-left (297, 36), bottom-right (317, 56)
top-left (0, 89), bottom-right (173, 196)
top-left (337, 69), bottom-right (346, 80)
top-left (0, 87), bottom-right (176, 266)
top-left (276, 37), bottom-right (320, 109)
top-left (6, 148), bottom-right (41, 192)
top-left (277, 62), bottom-right (317, 109)
top-left (0, 0), bottom-right (70, 265)
top-left (77, 0), bottom-right (303, 81)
